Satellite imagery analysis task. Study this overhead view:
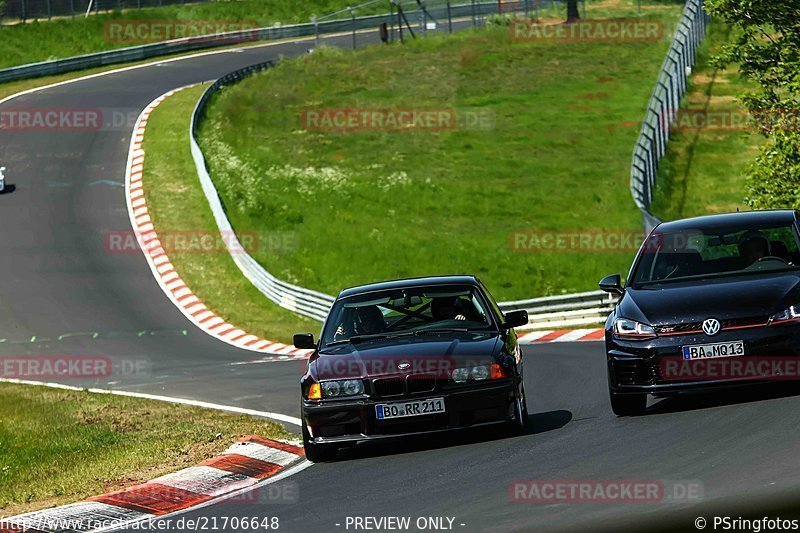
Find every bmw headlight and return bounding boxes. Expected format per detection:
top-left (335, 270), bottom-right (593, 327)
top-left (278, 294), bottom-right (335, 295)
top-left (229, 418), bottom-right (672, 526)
top-left (451, 365), bottom-right (495, 383)
top-left (770, 305), bottom-right (800, 324)
top-left (452, 367), bottom-right (470, 383)
top-left (321, 379), bottom-right (364, 398)
top-left (471, 365), bottom-right (490, 381)
top-left (613, 318), bottom-right (657, 339)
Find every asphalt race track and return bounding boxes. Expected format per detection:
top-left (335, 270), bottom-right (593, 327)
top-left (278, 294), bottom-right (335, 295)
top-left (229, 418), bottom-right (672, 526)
top-left (5, 25), bottom-right (800, 533)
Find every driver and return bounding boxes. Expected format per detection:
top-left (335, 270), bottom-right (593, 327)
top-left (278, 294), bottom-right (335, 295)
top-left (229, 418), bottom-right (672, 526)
top-left (738, 230), bottom-right (771, 266)
top-left (353, 305), bottom-right (385, 335)
top-left (334, 305), bottom-right (385, 339)
top-left (431, 297), bottom-right (467, 321)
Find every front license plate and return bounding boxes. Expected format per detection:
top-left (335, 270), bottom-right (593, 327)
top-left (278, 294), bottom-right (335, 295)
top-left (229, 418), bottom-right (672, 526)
top-left (682, 340), bottom-right (745, 360)
top-left (375, 397), bottom-right (446, 420)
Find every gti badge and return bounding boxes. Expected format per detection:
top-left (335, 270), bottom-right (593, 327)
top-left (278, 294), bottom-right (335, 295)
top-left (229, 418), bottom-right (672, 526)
top-left (398, 362), bottom-right (411, 371)
top-left (702, 318), bottom-right (721, 336)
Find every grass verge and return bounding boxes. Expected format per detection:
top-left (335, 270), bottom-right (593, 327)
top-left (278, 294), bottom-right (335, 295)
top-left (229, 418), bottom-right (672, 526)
top-left (0, 0), bottom-right (371, 69)
top-left (141, 83), bottom-right (315, 342)
top-left (0, 382), bottom-right (289, 517)
top-left (649, 21), bottom-right (760, 220)
top-left (197, 3), bottom-right (683, 301)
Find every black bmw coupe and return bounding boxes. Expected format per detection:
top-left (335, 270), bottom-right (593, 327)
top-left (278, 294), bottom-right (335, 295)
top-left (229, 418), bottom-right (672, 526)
top-left (600, 210), bottom-right (800, 416)
top-left (293, 275), bottom-right (529, 461)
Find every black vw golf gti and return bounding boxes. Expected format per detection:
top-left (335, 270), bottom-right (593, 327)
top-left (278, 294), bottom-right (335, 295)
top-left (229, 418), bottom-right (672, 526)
top-left (600, 210), bottom-right (800, 416)
top-left (293, 275), bottom-right (529, 461)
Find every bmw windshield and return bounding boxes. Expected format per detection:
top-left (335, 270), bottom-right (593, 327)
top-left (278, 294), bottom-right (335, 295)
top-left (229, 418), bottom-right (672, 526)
top-left (320, 285), bottom-right (495, 347)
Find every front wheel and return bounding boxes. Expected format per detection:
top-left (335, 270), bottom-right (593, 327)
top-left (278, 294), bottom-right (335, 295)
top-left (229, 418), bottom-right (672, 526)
top-left (302, 421), bottom-right (337, 462)
top-left (609, 390), bottom-right (647, 416)
top-left (507, 387), bottom-right (529, 435)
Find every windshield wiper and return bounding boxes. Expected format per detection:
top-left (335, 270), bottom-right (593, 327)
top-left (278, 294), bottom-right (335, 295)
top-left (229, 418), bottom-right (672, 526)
top-left (414, 327), bottom-right (470, 335)
top-left (324, 331), bottom-right (417, 346)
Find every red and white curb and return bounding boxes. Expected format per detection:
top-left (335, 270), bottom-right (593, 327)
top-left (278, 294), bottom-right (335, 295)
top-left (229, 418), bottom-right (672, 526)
top-left (517, 328), bottom-right (605, 344)
top-left (0, 436), bottom-right (306, 533)
top-left (125, 86), bottom-right (313, 358)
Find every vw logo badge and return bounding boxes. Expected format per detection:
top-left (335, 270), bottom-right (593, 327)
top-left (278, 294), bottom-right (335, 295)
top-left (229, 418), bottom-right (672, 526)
top-left (702, 318), bottom-right (721, 336)
top-left (398, 362), bottom-right (411, 371)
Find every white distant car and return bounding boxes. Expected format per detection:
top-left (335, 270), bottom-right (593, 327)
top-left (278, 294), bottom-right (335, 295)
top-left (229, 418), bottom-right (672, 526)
top-left (0, 167), bottom-right (5, 192)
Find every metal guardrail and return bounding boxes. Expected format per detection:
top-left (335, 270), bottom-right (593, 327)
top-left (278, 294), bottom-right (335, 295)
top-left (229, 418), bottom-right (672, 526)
top-left (503, 290), bottom-right (618, 330)
top-left (189, 60), bottom-right (336, 322)
top-left (184, 1), bottom-right (613, 328)
top-left (191, 62), bottom-right (617, 328)
top-left (0, 0), bottom-right (544, 84)
top-left (629, 0), bottom-right (709, 231)
top-left (190, 63), bottom-right (617, 327)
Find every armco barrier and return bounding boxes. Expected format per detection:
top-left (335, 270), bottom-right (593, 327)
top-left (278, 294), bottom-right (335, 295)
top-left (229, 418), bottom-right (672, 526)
top-left (189, 59), bottom-right (617, 328)
top-left (629, 0), bottom-right (710, 231)
top-left (184, 4), bottom-right (624, 328)
top-left (189, 60), bottom-right (336, 323)
top-left (0, 1), bottom-right (531, 84)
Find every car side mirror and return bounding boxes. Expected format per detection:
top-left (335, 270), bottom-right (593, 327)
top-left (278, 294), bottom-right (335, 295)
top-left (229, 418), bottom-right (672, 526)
top-left (599, 274), bottom-right (624, 295)
top-left (503, 310), bottom-right (528, 329)
top-left (293, 333), bottom-right (316, 350)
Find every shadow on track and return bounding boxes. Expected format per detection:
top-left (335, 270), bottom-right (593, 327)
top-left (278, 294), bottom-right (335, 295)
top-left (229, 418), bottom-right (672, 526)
top-left (647, 381), bottom-right (800, 415)
top-left (332, 409), bottom-right (573, 462)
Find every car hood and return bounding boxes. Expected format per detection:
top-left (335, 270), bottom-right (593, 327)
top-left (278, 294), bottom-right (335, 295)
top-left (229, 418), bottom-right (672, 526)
top-left (312, 332), bottom-right (502, 380)
top-left (622, 271), bottom-right (800, 326)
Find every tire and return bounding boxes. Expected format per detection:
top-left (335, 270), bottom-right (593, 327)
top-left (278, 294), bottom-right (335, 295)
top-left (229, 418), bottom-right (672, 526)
top-left (609, 390), bottom-right (647, 416)
top-left (508, 387), bottom-right (529, 436)
top-left (302, 421), bottom-right (337, 463)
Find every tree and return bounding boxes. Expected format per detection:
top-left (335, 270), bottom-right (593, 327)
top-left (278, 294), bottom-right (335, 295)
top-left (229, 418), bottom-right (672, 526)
top-left (705, 0), bottom-right (800, 208)
top-left (566, 0), bottom-right (580, 22)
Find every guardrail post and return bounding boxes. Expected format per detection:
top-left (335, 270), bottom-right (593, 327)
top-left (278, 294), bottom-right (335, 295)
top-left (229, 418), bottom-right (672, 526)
top-left (350, 6), bottom-right (356, 49)
top-left (446, 0), bottom-right (452, 33)
top-left (312, 16), bottom-right (319, 47)
top-left (470, 0), bottom-right (476, 27)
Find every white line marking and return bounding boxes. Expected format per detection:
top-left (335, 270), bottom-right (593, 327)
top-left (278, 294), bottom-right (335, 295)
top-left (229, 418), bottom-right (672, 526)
top-left (0, 378), bottom-right (301, 426)
top-left (0, 25), bottom-right (371, 109)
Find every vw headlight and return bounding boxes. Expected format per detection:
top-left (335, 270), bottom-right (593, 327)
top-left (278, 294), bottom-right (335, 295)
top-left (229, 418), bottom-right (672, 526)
top-left (770, 305), bottom-right (800, 324)
top-left (321, 379), bottom-right (364, 398)
top-left (613, 318), bottom-right (657, 339)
